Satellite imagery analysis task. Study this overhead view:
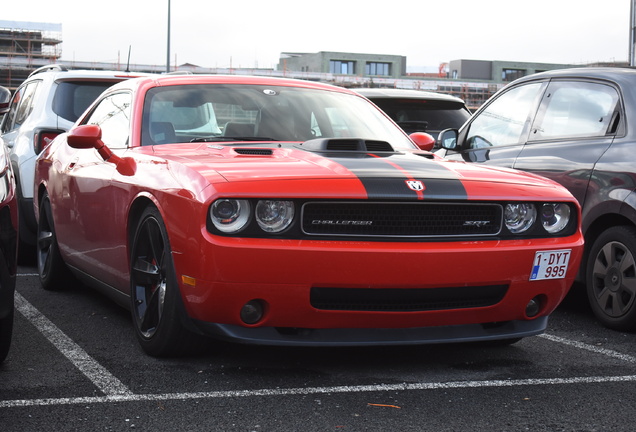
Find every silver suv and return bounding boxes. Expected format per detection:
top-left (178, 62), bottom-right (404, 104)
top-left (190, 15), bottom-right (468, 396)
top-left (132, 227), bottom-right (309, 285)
top-left (0, 65), bottom-right (143, 260)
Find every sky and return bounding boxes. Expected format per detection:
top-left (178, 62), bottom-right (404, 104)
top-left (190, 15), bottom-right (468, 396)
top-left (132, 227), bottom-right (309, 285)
top-left (4, 0), bottom-right (632, 72)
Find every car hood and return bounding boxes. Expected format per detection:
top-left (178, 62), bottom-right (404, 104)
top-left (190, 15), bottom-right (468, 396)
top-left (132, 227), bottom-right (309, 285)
top-left (148, 142), bottom-right (568, 201)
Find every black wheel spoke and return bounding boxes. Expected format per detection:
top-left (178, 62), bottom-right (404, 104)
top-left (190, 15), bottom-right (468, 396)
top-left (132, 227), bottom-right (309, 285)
top-left (37, 197), bottom-right (57, 280)
top-left (148, 222), bottom-right (167, 274)
top-left (139, 283), bottom-right (164, 333)
top-left (590, 237), bottom-right (636, 319)
top-left (131, 256), bottom-right (160, 286)
top-left (131, 215), bottom-right (168, 339)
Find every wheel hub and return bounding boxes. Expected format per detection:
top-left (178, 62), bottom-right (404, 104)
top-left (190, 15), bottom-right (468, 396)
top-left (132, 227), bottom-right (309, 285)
top-left (605, 266), bottom-right (622, 292)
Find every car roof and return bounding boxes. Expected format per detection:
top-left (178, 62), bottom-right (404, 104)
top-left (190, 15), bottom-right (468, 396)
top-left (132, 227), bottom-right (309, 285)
top-left (511, 67), bottom-right (636, 85)
top-left (107, 73), bottom-right (359, 94)
top-left (354, 88), bottom-right (466, 104)
top-left (26, 64), bottom-right (150, 82)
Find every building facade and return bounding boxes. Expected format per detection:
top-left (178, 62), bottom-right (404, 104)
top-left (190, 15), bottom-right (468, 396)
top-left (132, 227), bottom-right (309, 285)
top-left (0, 20), bottom-right (63, 90)
top-left (448, 59), bottom-right (583, 83)
top-left (278, 51), bottom-right (407, 79)
top-left (2, 21), bottom-right (628, 110)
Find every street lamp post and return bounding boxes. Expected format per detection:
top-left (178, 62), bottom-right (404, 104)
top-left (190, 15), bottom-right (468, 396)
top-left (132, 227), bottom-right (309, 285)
top-left (166, 0), bottom-right (171, 73)
top-left (631, 0), bottom-right (636, 66)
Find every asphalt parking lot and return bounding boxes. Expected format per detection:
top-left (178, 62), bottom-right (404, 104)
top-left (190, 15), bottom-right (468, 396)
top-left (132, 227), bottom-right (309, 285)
top-left (1, 267), bottom-right (635, 431)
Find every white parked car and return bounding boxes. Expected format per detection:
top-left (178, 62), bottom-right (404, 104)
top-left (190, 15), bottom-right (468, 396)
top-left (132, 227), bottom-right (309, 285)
top-left (0, 65), bottom-right (145, 260)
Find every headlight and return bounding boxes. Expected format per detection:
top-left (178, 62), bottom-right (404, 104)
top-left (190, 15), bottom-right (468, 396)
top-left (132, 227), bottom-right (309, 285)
top-left (210, 199), bottom-right (250, 233)
top-left (541, 203), bottom-right (571, 234)
top-left (505, 203), bottom-right (536, 234)
top-left (255, 200), bottom-right (294, 233)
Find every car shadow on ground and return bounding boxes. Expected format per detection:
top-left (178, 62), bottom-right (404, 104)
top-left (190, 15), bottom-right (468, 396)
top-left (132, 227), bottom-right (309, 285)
top-left (558, 282), bottom-right (594, 315)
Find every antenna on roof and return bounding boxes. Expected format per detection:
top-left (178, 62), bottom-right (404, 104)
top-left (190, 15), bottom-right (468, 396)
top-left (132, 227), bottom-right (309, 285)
top-left (126, 46), bottom-right (131, 72)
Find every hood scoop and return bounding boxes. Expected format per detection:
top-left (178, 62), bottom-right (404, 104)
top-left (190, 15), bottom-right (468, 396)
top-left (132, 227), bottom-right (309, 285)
top-left (233, 148), bottom-right (274, 156)
top-left (298, 138), bottom-right (396, 153)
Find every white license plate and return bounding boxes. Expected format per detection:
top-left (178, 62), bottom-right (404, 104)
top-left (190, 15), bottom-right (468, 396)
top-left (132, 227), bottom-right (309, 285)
top-left (530, 249), bottom-right (571, 280)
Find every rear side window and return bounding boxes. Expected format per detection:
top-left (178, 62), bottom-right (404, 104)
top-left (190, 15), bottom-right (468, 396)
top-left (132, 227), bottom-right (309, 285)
top-left (52, 81), bottom-right (119, 122)
top-left (530, 81), bottom-right (620, 141)
top-left (1, 80), bottom-right (41, 133)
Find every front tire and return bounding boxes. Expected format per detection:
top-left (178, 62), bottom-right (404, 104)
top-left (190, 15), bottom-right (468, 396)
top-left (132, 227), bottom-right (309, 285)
top-left (586, 226), bottom-right (636, 331)
top-left (130, 206), bottom-right (197, 357)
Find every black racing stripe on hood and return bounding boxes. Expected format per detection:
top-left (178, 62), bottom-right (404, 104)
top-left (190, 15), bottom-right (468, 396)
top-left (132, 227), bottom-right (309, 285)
top-left (325, 152), bottom-right (468, 200)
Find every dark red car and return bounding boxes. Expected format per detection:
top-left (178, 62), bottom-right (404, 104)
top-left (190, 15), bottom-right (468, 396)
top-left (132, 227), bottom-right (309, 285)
top-left (0, 85), bottom-right (18, 363)
top-left (34, 75), bottom-right (583, 356)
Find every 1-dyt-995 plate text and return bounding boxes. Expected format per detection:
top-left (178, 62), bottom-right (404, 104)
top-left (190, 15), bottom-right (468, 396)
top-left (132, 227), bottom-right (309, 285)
top-left (530, 249), bottom-right (572, 280)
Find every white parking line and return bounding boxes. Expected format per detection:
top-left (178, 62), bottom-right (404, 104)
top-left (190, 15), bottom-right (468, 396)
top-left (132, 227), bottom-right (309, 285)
top-left (11, 273), bottom-right (636, 410)
top-left (2, 374), bottom-right (636, 408)
top-left (14, 292), bottom-right (133, 397)
top-left (539, 333), bottom-right (636, 363)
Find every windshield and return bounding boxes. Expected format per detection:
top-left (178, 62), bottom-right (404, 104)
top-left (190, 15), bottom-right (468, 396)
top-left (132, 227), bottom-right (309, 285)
top-left (142, 84), bottom-right (415, 149)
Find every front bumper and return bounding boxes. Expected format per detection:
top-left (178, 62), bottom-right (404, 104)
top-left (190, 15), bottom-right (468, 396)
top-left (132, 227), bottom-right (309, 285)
top-left (173, 233), bottom-right (583, 344)
top-left (194, 317), bottom-right (548, 346)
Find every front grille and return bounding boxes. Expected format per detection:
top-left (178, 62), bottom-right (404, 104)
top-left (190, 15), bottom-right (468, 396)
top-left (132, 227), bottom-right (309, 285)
top-left (302, 202), bottom-right (502, 237)
top-left (310, 285), bottom-right (508, 311)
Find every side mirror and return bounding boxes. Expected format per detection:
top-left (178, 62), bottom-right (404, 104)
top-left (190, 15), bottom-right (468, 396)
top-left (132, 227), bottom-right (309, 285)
top-left (67, 125), bottom-right (136, 176)
top-left (0, 86), bottom-right (11, 114)
top-left (409, 132), bottom-right (436, 152)
top-left (67, 124), bottom-right (103, 149)
top-left (438, 128), bottom-right (459, 150)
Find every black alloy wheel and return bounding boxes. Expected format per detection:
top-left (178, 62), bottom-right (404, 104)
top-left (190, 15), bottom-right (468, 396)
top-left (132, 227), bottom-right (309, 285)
top-left (37, 192), bottom-right (71, 290)
top-left (586, 225), bottom-right (636, 331)
top-left (130, 206), bottom-right (196, 356)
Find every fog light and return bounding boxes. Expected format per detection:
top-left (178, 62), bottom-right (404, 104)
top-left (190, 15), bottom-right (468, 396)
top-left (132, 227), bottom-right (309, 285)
top-left (525, 297), bottom-right (542, 318)
top-left (240, 300), bottom-right (264, 324)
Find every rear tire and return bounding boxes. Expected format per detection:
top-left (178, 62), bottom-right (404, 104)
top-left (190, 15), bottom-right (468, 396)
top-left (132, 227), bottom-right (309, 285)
top-left (586, 226), bottom-right (636, 331)
top-left (130, 206), bottom-right (198, 357)
top-left (37, 192), bottom-right (72, 290)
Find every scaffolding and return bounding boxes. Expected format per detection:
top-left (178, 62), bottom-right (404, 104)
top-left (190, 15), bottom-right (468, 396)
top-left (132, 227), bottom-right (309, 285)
top-left (0, 21), bottom-right (501, 108)
top-left (0, 20), bottom-right (62, 90)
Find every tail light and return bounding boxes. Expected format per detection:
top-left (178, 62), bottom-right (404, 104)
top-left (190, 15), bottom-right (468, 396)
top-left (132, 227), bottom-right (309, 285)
top-left (34, 129), bottom-right (64, 154)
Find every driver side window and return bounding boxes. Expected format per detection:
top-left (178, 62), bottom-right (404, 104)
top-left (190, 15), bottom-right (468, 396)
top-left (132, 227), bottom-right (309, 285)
top-left (85, 92), bottom-right (131, 149)
top-left (466, 82), bottom-right (544, 149)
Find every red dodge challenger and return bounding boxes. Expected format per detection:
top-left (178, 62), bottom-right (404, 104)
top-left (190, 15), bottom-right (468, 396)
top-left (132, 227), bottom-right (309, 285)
top-left (34, 75), bottom-right (583, 356)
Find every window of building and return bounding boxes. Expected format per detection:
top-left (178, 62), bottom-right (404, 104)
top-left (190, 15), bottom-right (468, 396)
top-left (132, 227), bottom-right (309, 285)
top-left (365, 62), bottom-right (391, 76)
top-left (329, 60), bottom-right (355, 75)
top-left (502, 69), bottom-right (526, 82)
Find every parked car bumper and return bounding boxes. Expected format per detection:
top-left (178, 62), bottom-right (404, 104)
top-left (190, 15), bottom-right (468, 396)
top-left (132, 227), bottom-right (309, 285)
top-left (173, 234), bottom-right (583, 344)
